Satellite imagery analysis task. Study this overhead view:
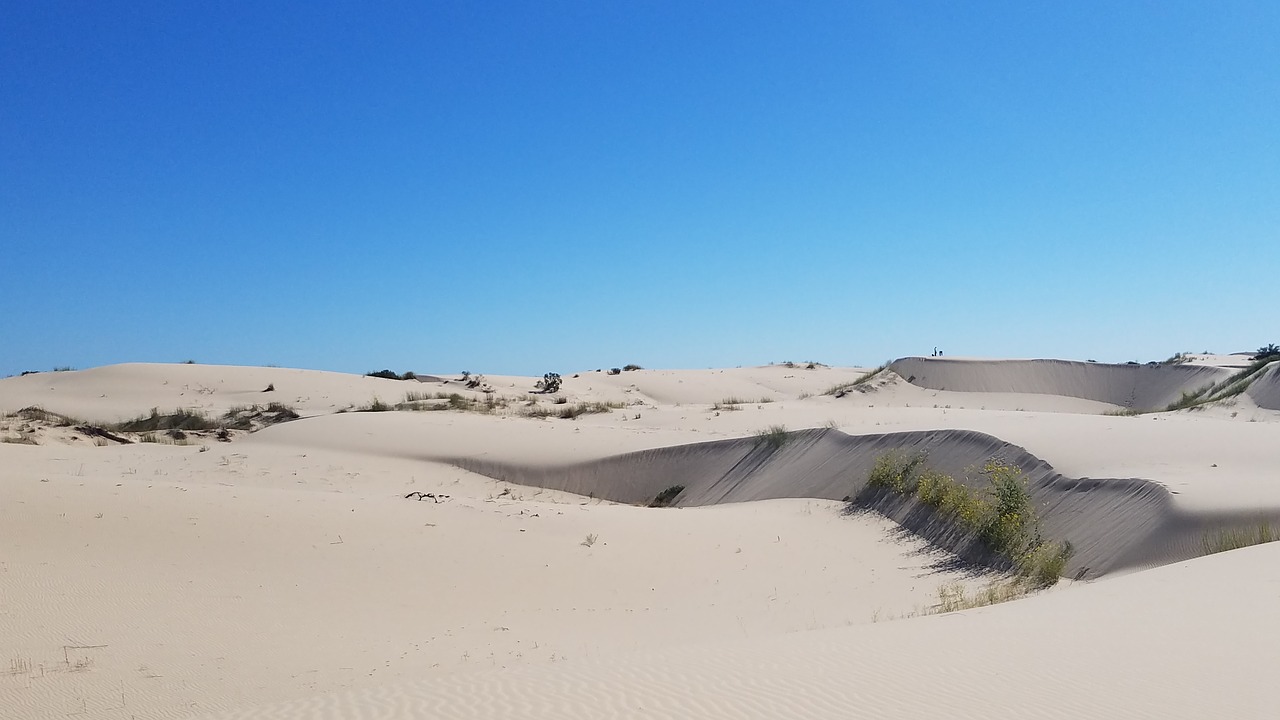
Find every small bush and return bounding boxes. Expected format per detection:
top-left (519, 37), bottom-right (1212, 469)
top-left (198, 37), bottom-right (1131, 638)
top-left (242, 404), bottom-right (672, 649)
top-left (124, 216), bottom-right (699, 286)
top-left (649, 485), bottom-right (685, 508)
top-left (1253, 344), bottom-right (1279, 362)
top-left (622, 364), bottom-right (642, 371)
top-left (366, 370), bottom-right (403, 380)
top-left (537, 373), bottom-right (563, 394)
top-left (115, 408), bottom-right (220, 432)
top-left (861, 454), bottom-right (1072, 587)
top-left (359, 398), bottom-right (393, 412)
top-left (866, 450), bottom-right (928, 493)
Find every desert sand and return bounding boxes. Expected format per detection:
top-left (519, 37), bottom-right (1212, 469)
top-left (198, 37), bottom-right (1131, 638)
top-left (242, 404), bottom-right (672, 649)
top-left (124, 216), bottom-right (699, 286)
top-left (2, 355), bottom-right (1278, 719)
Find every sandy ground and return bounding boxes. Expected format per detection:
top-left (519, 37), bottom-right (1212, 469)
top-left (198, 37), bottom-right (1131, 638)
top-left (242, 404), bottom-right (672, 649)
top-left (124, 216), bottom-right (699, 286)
top-left (2, 358), bottom-right (1278, 718)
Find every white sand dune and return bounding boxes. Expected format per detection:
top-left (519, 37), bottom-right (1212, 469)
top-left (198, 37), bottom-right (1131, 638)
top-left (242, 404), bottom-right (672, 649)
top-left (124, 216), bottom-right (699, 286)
top-left (889, 356), bottom-right (1230, 410)
top-left (2, 358), bottom-right (1278, 719)
top-left (193, 541), bottom-right (1280, 720)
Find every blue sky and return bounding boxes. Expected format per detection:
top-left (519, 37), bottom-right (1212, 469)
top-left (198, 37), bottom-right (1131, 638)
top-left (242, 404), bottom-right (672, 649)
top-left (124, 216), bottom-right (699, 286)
top-left (3, 2), bottom-right (1277, 376)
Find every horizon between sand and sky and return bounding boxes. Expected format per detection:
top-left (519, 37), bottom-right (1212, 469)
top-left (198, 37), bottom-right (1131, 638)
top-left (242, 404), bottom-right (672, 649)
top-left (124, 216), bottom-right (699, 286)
top-left (2, 2), bottom-right (1277, 378)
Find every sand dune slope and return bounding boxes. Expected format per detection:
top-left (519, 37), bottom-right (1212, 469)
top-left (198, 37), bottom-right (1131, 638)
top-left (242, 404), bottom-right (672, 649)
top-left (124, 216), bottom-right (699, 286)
top-left (0, 364), bottom-right (434, 422)
top-left (889, 357), bottom-right (1229, 410)
top-left (195, 541), bottom-right (1280, 720)
top-left (447, 427), bottom-right (1280, 578)
top-left (1247, 363), bottom-right (1280, 410)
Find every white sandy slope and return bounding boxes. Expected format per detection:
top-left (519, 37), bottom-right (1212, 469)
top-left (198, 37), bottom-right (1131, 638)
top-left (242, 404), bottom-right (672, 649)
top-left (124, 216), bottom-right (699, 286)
top-left (3, 360), bottom-right (1279, 719)
top-left (0, 441), bottom-right (969, 719)
top-left (192, 541), bottom-right (1280, 720)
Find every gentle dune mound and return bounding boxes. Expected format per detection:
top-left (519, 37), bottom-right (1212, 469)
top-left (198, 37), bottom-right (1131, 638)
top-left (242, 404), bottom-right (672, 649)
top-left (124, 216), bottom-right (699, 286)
top-left (450, 428), bottom-right (1280, 579)
top-left (887, 357), bottom-right (1230, 411)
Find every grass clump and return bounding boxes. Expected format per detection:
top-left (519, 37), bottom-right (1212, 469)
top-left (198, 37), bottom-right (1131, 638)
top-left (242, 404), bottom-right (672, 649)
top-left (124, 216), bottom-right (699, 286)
top-left (861, 452), bottom-right (1072, 588)
top-left (713, 397), bottom-right (746, 411)
top-left (867, 450), bottom-right (929, 493)
top-left (1203, 523), bottom-right (1278, 556)
top-left (359, 398), bottom-right (393, 412)
top-left (935, 580), bottom-right (1033, 613)
top-left (12, 406), bottom-right (78, 427)
top-left (753, 424), bottom-right (791, 450)
top-left (221, 403), bottom-right (300, 430)
top-left (557, 401), bottom-right (620, 419)
top-left (115, 408), bottom-right (220, 432)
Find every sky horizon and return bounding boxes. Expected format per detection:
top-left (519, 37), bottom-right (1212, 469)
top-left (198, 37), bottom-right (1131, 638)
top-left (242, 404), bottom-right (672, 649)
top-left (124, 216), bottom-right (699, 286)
top-left (3, 2), bottom-right (1277, 378)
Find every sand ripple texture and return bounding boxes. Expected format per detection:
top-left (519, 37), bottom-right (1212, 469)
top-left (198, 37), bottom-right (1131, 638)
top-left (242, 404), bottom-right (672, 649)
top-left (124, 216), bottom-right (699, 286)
top-left (197, 541), bottom-right (1280, 720)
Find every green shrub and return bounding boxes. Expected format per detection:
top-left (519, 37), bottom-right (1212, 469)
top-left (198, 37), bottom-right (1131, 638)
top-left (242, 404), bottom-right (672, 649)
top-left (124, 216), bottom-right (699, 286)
top-left (866, 450), bottom-right (927, 493)
top-left (538, 373), bottom-right (563, 394)
top-left (861, 454), bottom-right (1071, 587)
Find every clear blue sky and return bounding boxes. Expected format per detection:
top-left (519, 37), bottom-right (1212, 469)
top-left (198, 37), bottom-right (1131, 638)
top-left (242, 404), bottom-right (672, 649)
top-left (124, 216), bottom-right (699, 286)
top-left (3, 2), bottom-right (1277, 376)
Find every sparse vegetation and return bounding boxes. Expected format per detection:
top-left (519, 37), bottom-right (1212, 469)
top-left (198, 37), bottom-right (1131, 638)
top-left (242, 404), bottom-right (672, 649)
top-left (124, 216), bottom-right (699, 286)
top-left (753, 424), bottom-right (791, 450)
top-left (859, 451), bottom-right (1072, 588)
top-left (221, 403), bottom-right (300, 429)
top-left (580, 533), bottom-right (598, 548)
top-left (934, 579), bottom-right (1036, 613)
top-left (1162, 352), bottom-right (1193, 365)
top-left (622, 364), bottom-right (642, 372)
top-left (115, 408), bottom-right (221, 432)
top-left (824, 363), bottom-right (888, 396)
top-left (1253, 344), bottom-right (1280, 362)
top-left (1163, 356), bottom-right (1278, 412)
top-left (714, 397), bottom-right (746, 411)
top-left (556, 401), bottom-right (620, 419)
top-left (359, 398), bottom-right (393, 412)
top-left (11, 406), bottom-right (78, 427)
top-left (1203, 523), bottom-right (1278, 556)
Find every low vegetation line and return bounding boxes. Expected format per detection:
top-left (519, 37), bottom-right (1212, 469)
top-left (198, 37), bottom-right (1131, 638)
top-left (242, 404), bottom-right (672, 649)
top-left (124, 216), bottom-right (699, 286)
top-left (1203, 523), bottom-right (1278, 556)
top-left (824, 363), bottom-right (888, 396)
top-left (1162, 357), bottom-right (1278, 412)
